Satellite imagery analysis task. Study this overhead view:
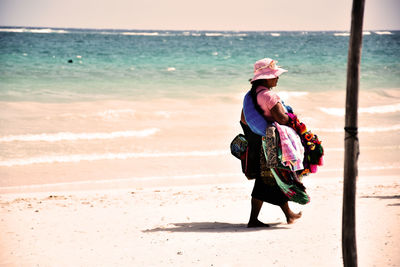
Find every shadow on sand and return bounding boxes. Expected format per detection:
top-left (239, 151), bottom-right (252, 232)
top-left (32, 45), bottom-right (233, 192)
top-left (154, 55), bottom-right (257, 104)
top-left (143, 221), bottom-right (288, 233)
top-left (360, 194), bottom-right (400, 207)
top-left (360, 195), bottom-right (400, 200)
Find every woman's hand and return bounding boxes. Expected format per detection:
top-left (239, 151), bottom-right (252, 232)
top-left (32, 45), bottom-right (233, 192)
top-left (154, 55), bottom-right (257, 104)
top-left (270, 102), bottom-right (289, 125)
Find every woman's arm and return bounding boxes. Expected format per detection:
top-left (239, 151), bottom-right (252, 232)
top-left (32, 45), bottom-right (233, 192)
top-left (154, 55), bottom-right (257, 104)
top-left (270, 102), bottom-right (289, 125)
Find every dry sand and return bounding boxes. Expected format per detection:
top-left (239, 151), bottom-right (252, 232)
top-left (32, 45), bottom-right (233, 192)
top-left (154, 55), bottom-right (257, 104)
top-left (1, 175), bottom-right (399, 267)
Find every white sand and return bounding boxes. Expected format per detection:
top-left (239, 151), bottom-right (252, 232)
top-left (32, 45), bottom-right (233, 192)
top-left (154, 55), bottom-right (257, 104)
top-left (1, 175), bottom-right (399, 267)
top-left (1, 90), bottom-right (399, 266)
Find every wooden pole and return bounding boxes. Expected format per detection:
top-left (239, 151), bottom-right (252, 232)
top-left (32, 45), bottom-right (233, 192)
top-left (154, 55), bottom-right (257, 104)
top-left (342, 0), bottom-right (365, 266)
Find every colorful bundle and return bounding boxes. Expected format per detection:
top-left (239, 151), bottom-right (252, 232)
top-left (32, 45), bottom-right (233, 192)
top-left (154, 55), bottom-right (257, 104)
top-left (287, 113), bottom-right (324, 176)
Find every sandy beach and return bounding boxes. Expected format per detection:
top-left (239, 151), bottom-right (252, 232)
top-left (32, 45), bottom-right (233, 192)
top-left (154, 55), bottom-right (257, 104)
top-left (1, 88), bottom-right (399, 266)
top-left (1, 29), bottom-right (399, 266)
top-left (1, 174), bottom-right (399, 267)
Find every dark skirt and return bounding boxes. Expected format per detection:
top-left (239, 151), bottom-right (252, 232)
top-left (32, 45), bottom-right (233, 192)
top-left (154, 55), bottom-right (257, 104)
top-left (240, 121), bottom-right (289, 206)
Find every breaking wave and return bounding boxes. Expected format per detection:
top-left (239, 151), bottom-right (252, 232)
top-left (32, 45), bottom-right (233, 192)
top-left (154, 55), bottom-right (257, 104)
top-left (121, 32), bottom-right (159, 36)
top-left (0, 150), bottom-right (228, 167)
top-left (0, 128), bottom-right (159, 143)
top-left (333, 32), bottom-right (371, 37)
top-left (314, 124), bottom-right (400, 133)
top-left (375, 31), bottom-right (392, 35)
top-left (0, 28), bottom-right (68, 34)
top-left (319, 103), bottom-right (400, 116)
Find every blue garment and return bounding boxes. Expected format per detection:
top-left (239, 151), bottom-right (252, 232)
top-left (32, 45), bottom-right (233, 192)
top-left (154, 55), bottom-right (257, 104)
top-left (281, 100), bottom-right (293, 114)
top-left (243, 90), bottom-right (293, 136)
top-left (243, 91), bottom-right (269, 136)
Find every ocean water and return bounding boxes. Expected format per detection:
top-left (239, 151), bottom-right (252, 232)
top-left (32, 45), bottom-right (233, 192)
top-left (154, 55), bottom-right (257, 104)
top-left (1, 27), bottom-right (399, 101)
top-left (0, 27), bottom-right (399, 191)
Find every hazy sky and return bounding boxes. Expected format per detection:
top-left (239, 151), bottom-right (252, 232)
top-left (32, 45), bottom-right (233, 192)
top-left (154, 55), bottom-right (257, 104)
top-left (0, 0), bottom-right (399, 31)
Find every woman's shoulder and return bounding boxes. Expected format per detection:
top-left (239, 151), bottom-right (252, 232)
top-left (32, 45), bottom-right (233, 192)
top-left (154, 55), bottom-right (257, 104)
top-left (256, 86), bottom-right (280, 100)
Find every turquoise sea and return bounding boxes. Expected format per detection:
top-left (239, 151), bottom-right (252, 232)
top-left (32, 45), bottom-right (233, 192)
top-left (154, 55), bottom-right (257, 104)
top-left (0, 27), bottom-right (399, 191)
top-left (1, 27), bottom-right (399, 101)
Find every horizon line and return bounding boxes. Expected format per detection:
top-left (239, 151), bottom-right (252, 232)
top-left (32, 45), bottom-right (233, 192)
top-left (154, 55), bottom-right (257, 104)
top-left (1, 24), bottom-right (399, 32)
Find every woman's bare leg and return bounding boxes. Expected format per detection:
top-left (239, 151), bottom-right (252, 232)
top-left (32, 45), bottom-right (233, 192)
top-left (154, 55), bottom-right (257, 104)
top-left (280, 202), bottom-right (302, 224)
top-left (247, 197), bottom-right (270, 227)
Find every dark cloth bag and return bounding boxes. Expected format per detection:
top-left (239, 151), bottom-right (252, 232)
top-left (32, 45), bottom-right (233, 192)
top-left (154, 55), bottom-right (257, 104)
top-left (240, 121), bottom-right (289, 206)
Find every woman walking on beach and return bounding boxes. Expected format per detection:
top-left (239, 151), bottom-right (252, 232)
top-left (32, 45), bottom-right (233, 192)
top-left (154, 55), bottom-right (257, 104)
top-left (240, 58), bottom-right (322, 227)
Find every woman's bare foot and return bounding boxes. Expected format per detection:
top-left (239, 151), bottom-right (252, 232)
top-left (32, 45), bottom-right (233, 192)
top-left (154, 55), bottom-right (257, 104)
top-left (286, 211), bottom-right (302, 224)
top-left (247, 219), bottom-right (270, 228)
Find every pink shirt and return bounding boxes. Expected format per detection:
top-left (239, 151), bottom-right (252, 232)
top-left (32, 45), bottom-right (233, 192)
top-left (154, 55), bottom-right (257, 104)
top-left (256, 86), bottom-right (281, 121)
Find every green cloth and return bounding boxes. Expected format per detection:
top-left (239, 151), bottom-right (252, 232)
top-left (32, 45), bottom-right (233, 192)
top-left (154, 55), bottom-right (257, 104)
top-left (262, 136), bottom-right (310, 205)
top-left (270, 169), bottom-right (310, 205)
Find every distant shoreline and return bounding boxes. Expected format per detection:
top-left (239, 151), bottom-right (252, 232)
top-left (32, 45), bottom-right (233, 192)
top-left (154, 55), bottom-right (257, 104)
top-left (1, 25), bottom-right (399, 32)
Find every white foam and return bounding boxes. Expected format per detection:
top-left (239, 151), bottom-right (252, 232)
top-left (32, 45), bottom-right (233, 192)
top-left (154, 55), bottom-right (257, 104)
top-left (178, 32), bottom-right (246, 37)
top-left (205, 33), bottom-right (223, 37)
top-left (333, 32), bottom-right (371, 37)
top-left (375, 31), bottom-right (392, 35)
top-left (122, 32), bottom-right (159, 36)
top-left (271, 33), bottom-right (281, 37)
top-left (94, 109), bottom-right (136, 119)
top-left (167, 67), bottom-right (176, 71)
top-left (29, 28), bottom-right (68, 34)
top-left (320, 103), bottom-right (400, 116)
top-left (101, 31), bottom-right (167, 36)
top-left (0, 28), bottom-right (68, 34)
top-left (0, 28), bottom-right (25, 33)
top-left (324, 145), bottom-right (400, 152)
top-left (0, 128), bottom-right (159, 143)
top-left (334, 32), bottom-right (350, 37)
top-left (29, 28), bottom-right (53, 33)
top-left (219, 33), bottom-right (248, 37)
top-left (43, 29), bottom-right (68, 34)
top-left (314, 124), bottom-right (400, 133)
top-left (0, 150), bottom-right (228, 167)
top-left (319, 107), bottom-right (345, 116)
top-left (99, 31), bottom-right (115, 35)
top-left (58, 109), bottom-right (138, 120)
top-left (360, 103), bottom-right (400, 114)
top-left (277, 91), bottom-right (309, 101)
